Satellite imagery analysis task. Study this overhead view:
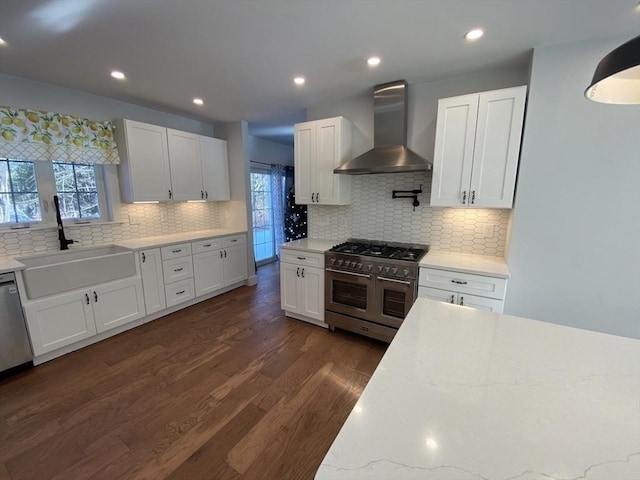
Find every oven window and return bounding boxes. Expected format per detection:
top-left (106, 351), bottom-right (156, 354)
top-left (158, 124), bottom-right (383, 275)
top-left (332, 280), bottom-right (368, 310)
top-left (382, 290), bottom-right (407, 319)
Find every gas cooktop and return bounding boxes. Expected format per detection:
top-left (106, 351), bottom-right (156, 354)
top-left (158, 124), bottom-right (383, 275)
top-left (328, 238), bottom-right (428, 263)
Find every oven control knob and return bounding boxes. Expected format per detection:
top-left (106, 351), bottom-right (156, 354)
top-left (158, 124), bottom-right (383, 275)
top-left (329, 258), bottom-right (336, 265)
top-left (337, 259), bottom-right (344, 266)
top-left (367, 264), bottom-right (373, 271)
top-left (377, 265), bottom-right (383, 273)
top-left (351, 261), bottom-right (357, 268)
top-left (383, 266), bottom-right (390, 274)
top-left (357, 263), bottom-right (363, 270)
top-left (391, 267), bottom-right (398, 275)
top-left (403, 269), bottom-right (409, 277)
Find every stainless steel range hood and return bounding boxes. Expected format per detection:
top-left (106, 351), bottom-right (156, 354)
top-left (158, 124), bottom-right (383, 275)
top-left (334, 80), bottom-right (432, 175)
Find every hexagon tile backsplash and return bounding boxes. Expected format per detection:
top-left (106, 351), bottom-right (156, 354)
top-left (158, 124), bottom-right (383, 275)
top-left (308, 172), bottom-right (511, 257)
top-left (0, 202), bottom-right (221, 256)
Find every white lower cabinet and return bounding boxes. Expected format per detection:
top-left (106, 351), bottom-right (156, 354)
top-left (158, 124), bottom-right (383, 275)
top-left (223, 243), bottom-right (248, 285)
top-left (192, 234), bottom-right (247, 297)
top-left (280, 249), bottom-right (325, 324)
top-left (418, 267), bottom-right (507, 313)
top-left (165, 278), bottom-right (195, 307)
top-left (24, 276), bottom-right (145, 356)
top-left (139, 248), bottom-right (166, 315)
top-left (193, 250), bottom-right (224, 296)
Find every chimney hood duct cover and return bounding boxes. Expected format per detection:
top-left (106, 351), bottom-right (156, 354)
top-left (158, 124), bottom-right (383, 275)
top-left (334, 80), bottom-right (432, 174)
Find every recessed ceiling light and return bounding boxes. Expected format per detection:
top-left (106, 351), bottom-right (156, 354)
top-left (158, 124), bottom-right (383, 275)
top-left (294, 76), bottom-right (305, 86)
top-left (464, 29), bottom-right (484, 41)
top-left (0, 37), bottom-right (8, 46)
top-left (110, 70), bottom-right (126, 80)
top-left (193, 98), bottom-right (204, 106)
top-left (367, 56), bottom-right (381, 66)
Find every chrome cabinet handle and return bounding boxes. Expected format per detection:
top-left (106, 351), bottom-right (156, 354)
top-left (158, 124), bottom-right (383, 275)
top-left (462, 190), bottom-right (467, 204)
top-left (141, 252), bottom-right (146, 262)
top-left (459, 296), bottom-right (464, 306)
top-left (450, 294), bottom-right (455, 303)
top-left (471, 190), bottom-right (476, 205)
top-left (326, 268), bottom-right (371, 279)
top-left (377, 276), bottom-right (411, 285)
top-left (93, 291), bottom-right (98, 302)
top-left (85, 293), bottom-right (90, 305)
top-left (451, 279), bottom-right (468, 285)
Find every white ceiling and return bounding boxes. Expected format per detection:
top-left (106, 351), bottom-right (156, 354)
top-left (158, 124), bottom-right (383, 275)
top-left (0, 0), bottom-right (638, 144)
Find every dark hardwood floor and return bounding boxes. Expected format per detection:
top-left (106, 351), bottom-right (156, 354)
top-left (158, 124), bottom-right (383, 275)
top-left (0, 262), bottom-right (387, 480)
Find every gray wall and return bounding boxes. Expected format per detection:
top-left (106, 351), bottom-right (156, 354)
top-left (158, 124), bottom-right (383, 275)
top-left (248, 136), bottom-right (294, 166)
top-left (0, 73), bottom-right (214, 136)
top-left (505, 36), bottom-right (640, 339)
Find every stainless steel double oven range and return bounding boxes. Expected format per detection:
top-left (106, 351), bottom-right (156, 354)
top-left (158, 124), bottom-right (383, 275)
top-left (325, 239), bottom-right (428, 343)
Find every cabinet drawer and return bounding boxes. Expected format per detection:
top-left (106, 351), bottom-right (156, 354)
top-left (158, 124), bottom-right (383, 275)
top-left (419, 268), bottom-right (507, 300)
top-left (221, 234), bottom-right (246, 248)
top-left (163, 256), bottom-right (194, 284)
top-left (164, 278), bottom-right (195, 307)
top-left (280, 249), bottom-right (324, 268)
top-left (161, 243), bottom-right (192, 259)
top-left (192, 238), bottom-right (222, 254)
top-left (418, 286), bottom-right (456, 303)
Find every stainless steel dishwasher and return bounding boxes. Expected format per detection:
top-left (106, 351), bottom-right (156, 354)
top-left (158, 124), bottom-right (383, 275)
top-left (0, 272), bottom-right (33, 374)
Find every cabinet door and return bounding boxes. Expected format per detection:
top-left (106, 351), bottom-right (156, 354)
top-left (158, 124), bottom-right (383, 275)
top-left (469, 86), bottom-right (527, 208)
top-left (280, 263), bottom-right (301, 314)
top-left (200, 136), bottom-right (230, 201)
top-left (300, 266), bottom-right (324, 321)
top-left (194, 250), bottom-right (224, 297)
top-left (315, 118), bottom-right (341, 205)
top-left (23, 290), bottom-right (96, 356)
top-left (418, 286), bottom-right (457, 304)
top-left (92, 277), bottom-right (145, 334)
top-left (139, 249), bottom-right (166, 315)
top-left (294, 121), bottom-right (316, 204)
top-left (458, 293), bottom-right (504, 313)
top-left (122, 120), bottom-right (172, 202)
top-left (223, 244), bottom-right (248, 286)
top-left (431, 94), bottom-right (479, 207)
top-left (167, 129), bottom-right (202, 201)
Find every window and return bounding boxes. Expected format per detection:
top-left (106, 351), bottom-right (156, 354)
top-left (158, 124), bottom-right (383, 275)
top-left (251, 170), bottom-right (276, 263)
top-left (0, 159), bottom-right (42, 224)
top-left (53, 163), bottom-right (101, 220)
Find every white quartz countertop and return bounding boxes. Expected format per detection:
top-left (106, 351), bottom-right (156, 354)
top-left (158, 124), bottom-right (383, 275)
top-left (0, 229), bottom-right (247, 274)
top-left (279, 238), bottom-right (342, 254)
top-left (420, 250), bottom-right (510, 278)
top-left (112, 228), bottom-right (247, 250)
top-left (316, 298), bottom-right (640, 480)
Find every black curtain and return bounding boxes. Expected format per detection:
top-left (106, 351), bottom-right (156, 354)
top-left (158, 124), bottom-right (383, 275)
top-left (284, 166), bottom-right (307, 241)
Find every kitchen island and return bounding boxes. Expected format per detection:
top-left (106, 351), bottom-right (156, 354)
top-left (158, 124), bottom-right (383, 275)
top-left (316, 299), bottom-right (640, 479)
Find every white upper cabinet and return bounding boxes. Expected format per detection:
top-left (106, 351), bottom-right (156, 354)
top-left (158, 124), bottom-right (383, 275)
top-left (117, 119), bottom-right (230, 203)
top-left (294, 116), bottom-right (351, 205)
top-left (200, 136), bottom-right (230, 201)
top-left (431, 86), bottom-right (527, 208)
top-left (117, 119), bottom-right (172, 202)
top-left (167, 129), bottom-right (202, 201)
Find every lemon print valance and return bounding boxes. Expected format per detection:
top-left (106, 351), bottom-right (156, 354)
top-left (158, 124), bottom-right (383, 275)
top-left (0, 106), bottom-right (120, 165)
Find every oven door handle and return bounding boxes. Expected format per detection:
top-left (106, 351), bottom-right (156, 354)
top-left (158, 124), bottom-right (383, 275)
top-left (377, 276), bottom-right (412, 285)
top-left (326, 268), bottom-right (371, 279)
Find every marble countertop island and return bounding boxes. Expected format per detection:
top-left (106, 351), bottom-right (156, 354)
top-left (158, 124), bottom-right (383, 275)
top-left (316, 299), bottom-right (640, 480)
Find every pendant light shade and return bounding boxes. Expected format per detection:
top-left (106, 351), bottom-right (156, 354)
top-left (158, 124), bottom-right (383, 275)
top-left (585, 34), bottom-right (640, 104)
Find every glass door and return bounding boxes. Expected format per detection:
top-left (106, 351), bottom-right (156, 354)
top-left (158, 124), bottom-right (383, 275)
top-left (250, 169), bottom-right (276, 264)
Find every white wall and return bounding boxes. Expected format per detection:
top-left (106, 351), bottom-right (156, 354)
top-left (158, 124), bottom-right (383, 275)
top-left (248, 136), bottom-right (293, 166)
top-left (505, 36), bottom-right (640, 339)
top-left (0, 73), bottom-right (214, 136)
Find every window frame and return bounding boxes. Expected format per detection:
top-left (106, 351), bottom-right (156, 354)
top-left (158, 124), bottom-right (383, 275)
top-left (0, 159), bottom-right (43, 225)
top-left (0, 158), bottom-right (110, 230)
top-left (51, 162), bottom-right (108, 223)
